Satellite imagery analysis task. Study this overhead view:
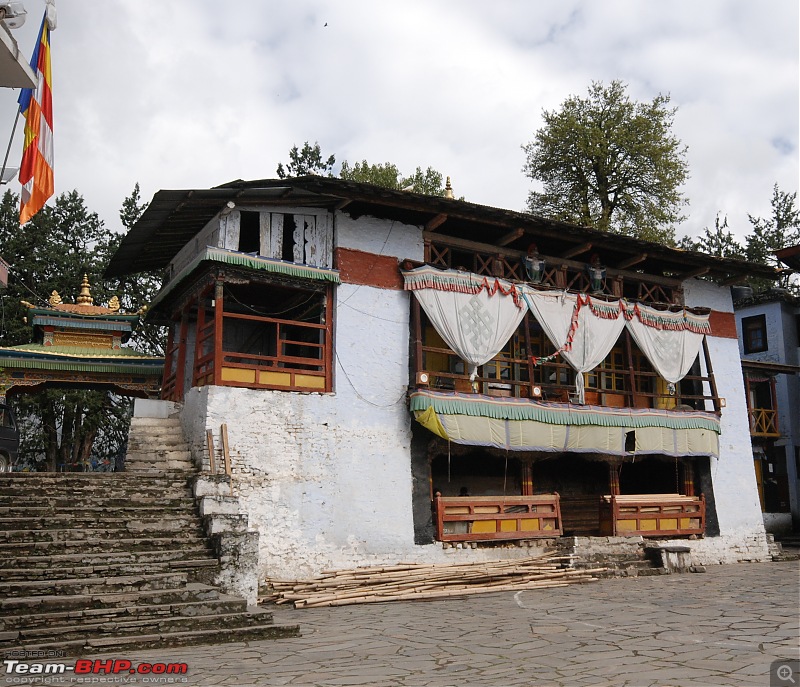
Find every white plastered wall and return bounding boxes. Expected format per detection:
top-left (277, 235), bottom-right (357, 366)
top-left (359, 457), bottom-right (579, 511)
top-left (679, 279), bottom-right (769, 562)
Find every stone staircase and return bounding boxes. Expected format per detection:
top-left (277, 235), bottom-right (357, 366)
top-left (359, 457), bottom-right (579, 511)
top-left (0, 416), bottom-right (298, 656)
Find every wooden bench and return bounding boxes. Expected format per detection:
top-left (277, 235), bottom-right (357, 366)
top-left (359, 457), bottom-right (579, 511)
top-left (599, 493), bottom-right (705, 537)
top-left (434, 494), bottom-right (562, 543)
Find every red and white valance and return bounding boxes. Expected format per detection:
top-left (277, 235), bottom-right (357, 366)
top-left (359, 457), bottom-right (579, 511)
top-left (402, 266), bottom-right (711, 393)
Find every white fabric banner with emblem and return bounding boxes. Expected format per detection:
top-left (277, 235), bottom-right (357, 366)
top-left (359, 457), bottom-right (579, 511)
top-left (412, 285), bottom-right (528, 380)
top-left (625, 305), bottom-right (706, 384)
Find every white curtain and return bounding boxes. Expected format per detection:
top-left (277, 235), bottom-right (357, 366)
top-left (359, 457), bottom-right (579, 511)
top-left (523, 290), bottom-right (626, 403)
top-left (413, 284), bottom-right (527, 380)
top-left (626, 305), bottom-right (706, 384)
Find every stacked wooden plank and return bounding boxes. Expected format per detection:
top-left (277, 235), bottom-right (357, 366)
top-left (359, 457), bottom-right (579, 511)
top-left (264, 553), bottom-right (606, 608)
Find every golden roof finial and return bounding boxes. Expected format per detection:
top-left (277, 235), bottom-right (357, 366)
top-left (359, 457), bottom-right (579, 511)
top-left (48, 290), bottom-right (62, 306)
top-left (108, 295), bottom-right (120, 312)
top-left (76, 274), bottom-right (94, 306)
top-left (444, 176), bottom-right (454, 199)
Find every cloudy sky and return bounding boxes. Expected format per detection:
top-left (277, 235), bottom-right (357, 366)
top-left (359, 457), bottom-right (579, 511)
top-left (2, 0), bottom-right (798, 243)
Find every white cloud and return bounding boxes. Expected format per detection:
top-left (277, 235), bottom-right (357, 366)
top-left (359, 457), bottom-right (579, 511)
top-left (2, 0), bottom-right (796, 244)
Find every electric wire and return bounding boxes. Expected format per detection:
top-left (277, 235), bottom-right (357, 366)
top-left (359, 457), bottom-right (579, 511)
top-left (334, 349), bottom-right (407, 409)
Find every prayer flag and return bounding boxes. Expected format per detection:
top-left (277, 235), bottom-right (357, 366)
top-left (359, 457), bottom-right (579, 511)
top-left (18, 12), bottom-right (54, 224)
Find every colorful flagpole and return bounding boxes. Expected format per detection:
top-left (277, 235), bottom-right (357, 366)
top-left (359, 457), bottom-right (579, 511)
top-left (18, 6), bottom-right (55, 224)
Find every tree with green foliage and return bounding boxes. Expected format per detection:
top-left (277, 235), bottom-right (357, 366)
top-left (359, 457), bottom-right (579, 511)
top-left (276, 141), bottom-right (335, 178)
top-left (102, 183), bottom-right (165, 355)
top-left (339, 159), bottom-right (446, 196)
top-left (522, 80), bottom-right (689, 244)
top-left (746, 185), bottom-right (800, 287)
top-left (0, 187), bottom-right (163, 471)
top-left (678, 213), bottom-right (745, 259)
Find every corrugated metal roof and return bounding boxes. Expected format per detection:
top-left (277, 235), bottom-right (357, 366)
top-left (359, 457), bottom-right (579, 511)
top-left (105, 176), bottom-right (781, 283)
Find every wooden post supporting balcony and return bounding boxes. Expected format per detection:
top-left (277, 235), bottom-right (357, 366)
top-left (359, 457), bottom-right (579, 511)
top-left (683, 461), bottom-right (695, 497)
top-left (213, 280), bottom-right (224, 387)
top-left (608, 463), bottom-right (621, 496)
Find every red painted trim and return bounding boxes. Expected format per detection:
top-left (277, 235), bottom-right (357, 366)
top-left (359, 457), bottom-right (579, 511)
top-left (335, 247), bottom-right (402, 289)
top-left (708, 310), bottom-right (738, 339)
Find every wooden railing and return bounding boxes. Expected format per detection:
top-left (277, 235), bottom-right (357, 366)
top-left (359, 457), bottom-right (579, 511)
top-left (599, 494), bottom-right (705, 537)
top-left (434, 495), bottom-right (562, 542)
top-left (419, 341), bottom-right (717, 410)
top-left (748, 408), bottom-right (779, 437)
top-left (218, 311), bottom-right (329, 392)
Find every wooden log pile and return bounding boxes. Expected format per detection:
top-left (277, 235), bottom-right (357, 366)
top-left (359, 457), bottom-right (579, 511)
top-left (263, 553), bottom-right (606, 609)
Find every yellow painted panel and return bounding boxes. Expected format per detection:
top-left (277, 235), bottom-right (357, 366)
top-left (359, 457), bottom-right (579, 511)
top-left (222, 367), bottom-right (256, 383)
top-left (541, 520), bottom-right (555, 531)
top-left (617, 520), bottom-right (637, 531)
top-left (499, 520), bottom-right (517, 532)
top-left (259, 370), bottom-right (292, 386)
top-left (681, 518), bottom-right (700, 529)
top-left (520, 518), bottom-right (540, 531)
top-left (474, 506), bottom-right (501, 514)
top-left (471, 521), bottom-right (496, 533)
top-left (639, 518), bottom-right (658, 531)
top-left (660, 518), bottom-right (678, 530)
top-left (295, 374), bottom-right (326, 389)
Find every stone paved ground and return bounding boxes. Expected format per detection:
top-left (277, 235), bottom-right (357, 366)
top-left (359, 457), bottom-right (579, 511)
top-left (21, 559), bottom-right (799, 687)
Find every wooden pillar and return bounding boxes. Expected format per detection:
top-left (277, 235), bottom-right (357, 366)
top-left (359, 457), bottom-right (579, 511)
top-left (213, 279), bottom-right (224, 386)
top-left (161, 321), bottom-right (175, 401)
top-left (521, 462), bottom-right (534, 496)
top-left (624, 330), bottom-right (636, 408)
top-left (683, 460), bottom-right (695, 497)
top-left (413, 296), bottom-right (423, 382)
top-left (173, 312), bottom-right (189, 400)
top-left (608, 462), bottom-right (621, 496)
top-left (523, 313), bottom-right (535, 398)
top-left (324, 284), bottom-right (334, 392)
top-left (769, 376), bottom-right (779, 433)
top-left (702, 336), bottom-right (720, 412)
top-left (192, 292), bottom-right (205, 388)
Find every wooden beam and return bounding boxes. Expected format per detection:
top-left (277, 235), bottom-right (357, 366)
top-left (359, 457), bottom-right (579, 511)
top-left (497, 228), bottom-right (524, 246)
top-left (561, 242), bottom-right (593, 259)
top-left (679, 267), bottom-right (710, 280)
top-left (425, 213), bottom-right (448, 232)
top-left (206, 429), bottom-right (216, 474)
top-left (422, 231), bottom-right (682, 288)
top-left (616, 253), bottom-right (647, 270)
top-left (221, 424), bottom-right (231, 476)
top-left (334, 199), bottom-right (352, 211)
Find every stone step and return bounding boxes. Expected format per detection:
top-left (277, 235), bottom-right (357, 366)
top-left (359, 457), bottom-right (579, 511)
top-left (0, 571), bottom-right (189, 599)
top-left (129, 417), bottom-right (183, 428)
top-left (0, 484), bottom-right (195, 499)
top-left (0, 527), bottom-right (208, 544)
top-left (0, 476), bottom-right (195, 493)
top-left (3, 546), bottom-right (214, 569)
top-left (125, 458), bottom-right (197, 475)
top-left (0, 449), bottom-right (299, 656)
top-left (0, 595), bottom-right (249, 631)
top-left (0, 535), bottom-right (211, 557)
top-left (4, 621), bottom-right (300, 657)
top-left (125, 448), bottom-right (193, 461)
top-left (0, 558), bottom-right (220, 582)
top-left (0, 582), bottom-right (224, 618)
top-left (0, 514), bottom-right (200, 531)
top-left (0, 496), bottom-right (197, 511)
top-left (128, 432), bottom-right (188, 445)
top-left (5, 607), bottom-right (277, 647)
